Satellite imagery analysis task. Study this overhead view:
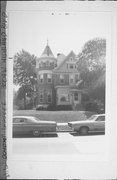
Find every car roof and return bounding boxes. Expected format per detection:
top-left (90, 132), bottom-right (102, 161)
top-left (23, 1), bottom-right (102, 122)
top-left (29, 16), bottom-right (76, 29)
top-left (13, 116), bottom-right (36, 119)
top-left (93, 114), bottom-right (105, 116)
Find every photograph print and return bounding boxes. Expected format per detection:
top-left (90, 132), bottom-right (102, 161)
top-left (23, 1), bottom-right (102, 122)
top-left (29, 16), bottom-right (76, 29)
top-left (7, 5), bottom-right (111, 162)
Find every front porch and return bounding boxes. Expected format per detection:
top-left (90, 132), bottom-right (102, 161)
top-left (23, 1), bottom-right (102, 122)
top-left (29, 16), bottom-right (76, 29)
top-left (55, 86), bottom-right (84, 110)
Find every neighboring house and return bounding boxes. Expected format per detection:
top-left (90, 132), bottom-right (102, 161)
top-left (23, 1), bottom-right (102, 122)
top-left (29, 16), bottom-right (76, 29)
top-left (36, 42), bottom-right (84, 110)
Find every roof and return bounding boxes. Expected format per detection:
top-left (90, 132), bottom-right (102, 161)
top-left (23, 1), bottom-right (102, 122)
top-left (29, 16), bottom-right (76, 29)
top-left (53, 50), bottom-right (77, 72)
top-left (13, 116), bottom-right (36, 119)
top-left (41, 45), bottom-right (55, 58)
top-left (57, 53), bottom-right (66, 66)
top-left (94, 114), bottom-right (105, 116)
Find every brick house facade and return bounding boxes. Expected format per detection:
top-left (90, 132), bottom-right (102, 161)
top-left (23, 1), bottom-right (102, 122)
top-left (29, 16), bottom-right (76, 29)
top-left (36, 43), bottom-right (84, 110)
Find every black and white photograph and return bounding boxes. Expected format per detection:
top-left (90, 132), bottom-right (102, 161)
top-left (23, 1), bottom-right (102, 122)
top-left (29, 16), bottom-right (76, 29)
top-left (6, 1), bottom-right (117, 179)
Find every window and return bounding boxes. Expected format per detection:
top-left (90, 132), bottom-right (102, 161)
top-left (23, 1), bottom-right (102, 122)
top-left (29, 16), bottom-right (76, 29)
top-left (43, 62), bottom-right (46, 67)
top-left (46, 61), bottom-right (50, 67)
top-left (13, 118), bottom-right (26, 123)
top-left (69, 64), bottom-right (74, 69)
top-left (96, 116), bottom-right (105, 121)
top-left (47, 92), bottom-right (52, 103)
top-left (75, 74), bottom-right (80, 83)
top-left (39, 92), bottom-right (44, 103)
top-left (39, 74), bottom-right (44, 83)
top-left (69, 74), bottom-right (74, 84)
top-left (60, 94), bottom-right (69, 102)
top-left (74, 92), bottom-right (78, 101)
top-left (39, 62), bottom-right (43, 68)
top-left (60, 74), bottom-right (64, 84)
top-left (47, 73), bottom-right (52, 83)
top-left (70, 57), bottom-right (73, 61)
top-left (50, 62), bottom-right (54, 67)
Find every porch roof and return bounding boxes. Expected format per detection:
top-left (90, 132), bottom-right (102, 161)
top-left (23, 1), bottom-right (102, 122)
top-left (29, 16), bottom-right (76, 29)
top-left (55, 85), bottom-right (87, 93)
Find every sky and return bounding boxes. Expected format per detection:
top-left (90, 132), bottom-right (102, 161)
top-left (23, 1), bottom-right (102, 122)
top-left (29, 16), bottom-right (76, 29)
top-left (8, 10), bottom-right (111, 58)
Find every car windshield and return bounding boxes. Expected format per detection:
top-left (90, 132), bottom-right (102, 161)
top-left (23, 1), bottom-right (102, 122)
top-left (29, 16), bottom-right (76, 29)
top-left (88, 115), bottom-right (97, 120)
top-left (28, 117), bottom-right (39, 123)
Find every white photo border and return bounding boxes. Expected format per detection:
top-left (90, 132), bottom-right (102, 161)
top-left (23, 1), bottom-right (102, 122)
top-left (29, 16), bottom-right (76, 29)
top-left (6, 1), bottom-right (117, 179)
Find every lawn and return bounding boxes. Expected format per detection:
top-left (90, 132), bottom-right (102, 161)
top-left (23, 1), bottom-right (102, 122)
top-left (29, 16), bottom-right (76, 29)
top-left (13, 110), bottom-right (95, 123)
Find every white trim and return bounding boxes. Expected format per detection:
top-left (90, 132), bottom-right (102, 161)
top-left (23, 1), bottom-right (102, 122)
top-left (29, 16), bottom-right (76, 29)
top-left (38, 70), bottom-right (52, 74)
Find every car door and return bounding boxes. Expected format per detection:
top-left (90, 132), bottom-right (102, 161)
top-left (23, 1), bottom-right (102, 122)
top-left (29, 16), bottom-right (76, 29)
top-left (94, 116), bottom-right (105, 131)
top-left (20, 118), bottom-right (33, 134)
top-left (13, 118), bottom-right (25, 134)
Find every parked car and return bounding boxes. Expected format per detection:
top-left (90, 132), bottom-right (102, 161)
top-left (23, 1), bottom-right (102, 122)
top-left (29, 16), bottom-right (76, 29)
top-left (68, 114), bottom-right (105, 135)
top-left (13, 116), bottom-right (57, 136)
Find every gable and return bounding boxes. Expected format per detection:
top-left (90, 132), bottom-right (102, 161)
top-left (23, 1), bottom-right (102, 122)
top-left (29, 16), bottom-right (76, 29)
top-left (53, 51), bottom-right (78, 73)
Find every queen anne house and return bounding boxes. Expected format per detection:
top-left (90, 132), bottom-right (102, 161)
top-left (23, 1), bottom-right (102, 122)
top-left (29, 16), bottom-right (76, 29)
top-left (36, 42), bottom-right (84, 110)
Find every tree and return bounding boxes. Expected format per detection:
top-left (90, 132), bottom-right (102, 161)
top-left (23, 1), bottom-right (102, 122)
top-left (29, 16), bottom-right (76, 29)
top-left (77, 38), bottom-right (106, 112)
top-left (13, 50), bottom-right (37, 109)
top-left (77, 38), bottom-right (106, 85)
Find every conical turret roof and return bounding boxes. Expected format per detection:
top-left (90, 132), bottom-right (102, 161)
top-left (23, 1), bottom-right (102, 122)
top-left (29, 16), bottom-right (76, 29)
top-left (41, 43), bottom-right (54, 58)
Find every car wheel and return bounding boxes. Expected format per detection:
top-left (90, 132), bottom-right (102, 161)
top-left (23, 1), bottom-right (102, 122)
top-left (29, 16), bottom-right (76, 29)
top-left (33, 130), bottom-right (40, 136)
top-left (79, 127), bottom-right (89, 135)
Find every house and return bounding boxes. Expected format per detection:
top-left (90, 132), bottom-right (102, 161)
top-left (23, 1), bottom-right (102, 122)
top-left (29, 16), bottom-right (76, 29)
top-left (36, 42), bottom-right (84, 110)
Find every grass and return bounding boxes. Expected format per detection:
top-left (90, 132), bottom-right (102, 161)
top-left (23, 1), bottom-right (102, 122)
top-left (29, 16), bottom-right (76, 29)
top-left (13, 110), bottom-right (95, 123)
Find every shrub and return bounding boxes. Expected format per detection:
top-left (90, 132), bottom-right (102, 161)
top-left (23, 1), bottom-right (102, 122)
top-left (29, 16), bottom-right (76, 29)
top-left (84, 102), bottom-right (98, 113)
top-left (47, 104), bottom-right (56, 111)
top-left (56, 105), bottom-right (73, 111)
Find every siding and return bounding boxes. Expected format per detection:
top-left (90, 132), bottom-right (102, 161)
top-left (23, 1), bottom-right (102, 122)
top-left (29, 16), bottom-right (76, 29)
top-left (53, 73), bottom-right (69, 86)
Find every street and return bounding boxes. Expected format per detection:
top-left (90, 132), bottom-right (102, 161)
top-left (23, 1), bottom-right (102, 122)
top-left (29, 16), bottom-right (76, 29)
top-left (8, 132), bottom-right (108, 179)
top-left (12, 132), bottom-right (106, 156)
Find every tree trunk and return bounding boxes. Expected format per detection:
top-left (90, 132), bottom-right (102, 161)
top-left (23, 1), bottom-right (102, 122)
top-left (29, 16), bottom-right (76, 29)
top-left (24, 94), bottom-right (26, 109)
